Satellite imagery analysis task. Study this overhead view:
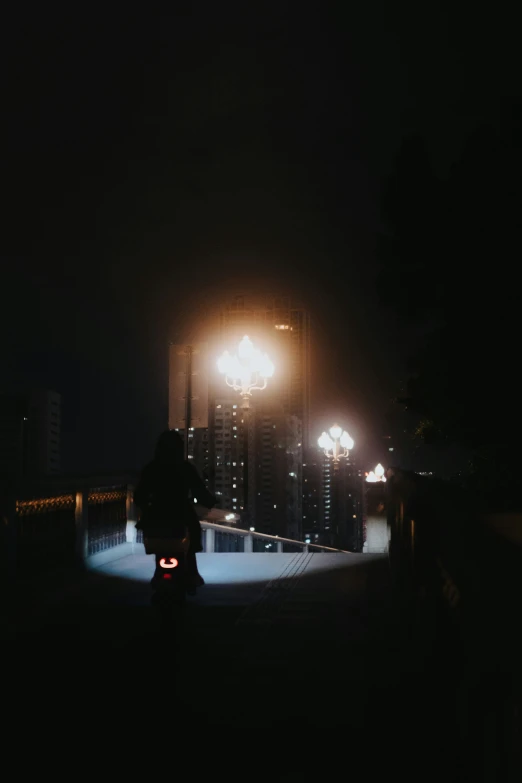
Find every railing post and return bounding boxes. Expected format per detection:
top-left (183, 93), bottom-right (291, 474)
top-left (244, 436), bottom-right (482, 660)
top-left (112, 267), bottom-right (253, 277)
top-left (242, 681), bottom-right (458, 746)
top-left (277, 541), bottom-right (283, 553)
top-left (206, 527), bottom-right (215, 553)
top-left (126, 484), bottom-right (138, 546)
top-left (244, 534), bottom-right (253, 553)
top-left (75, 489), bottom-right (89, 564)
top-left (304, 544), bottom-right (309, 553)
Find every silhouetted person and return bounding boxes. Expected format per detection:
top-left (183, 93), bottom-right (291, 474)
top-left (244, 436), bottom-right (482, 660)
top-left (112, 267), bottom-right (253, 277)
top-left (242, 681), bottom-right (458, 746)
top-left (134, 430), bottom-right (216, 591)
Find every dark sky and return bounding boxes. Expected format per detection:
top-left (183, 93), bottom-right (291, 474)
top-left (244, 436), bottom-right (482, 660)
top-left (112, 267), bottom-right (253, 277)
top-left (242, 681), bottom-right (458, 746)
top-left (2, 3), bottom-right (518, 473)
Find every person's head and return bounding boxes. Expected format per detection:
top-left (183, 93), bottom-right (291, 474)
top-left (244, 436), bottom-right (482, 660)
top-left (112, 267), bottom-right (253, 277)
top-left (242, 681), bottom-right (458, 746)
top-left (154, 429), bottom-right (185, 465)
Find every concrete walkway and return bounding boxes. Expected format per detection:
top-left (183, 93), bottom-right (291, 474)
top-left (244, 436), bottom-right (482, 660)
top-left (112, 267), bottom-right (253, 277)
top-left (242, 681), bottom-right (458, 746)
top-left (12, 549), bottom-right (387, 641)
top-left (3, 549), bottom-right (471, 779)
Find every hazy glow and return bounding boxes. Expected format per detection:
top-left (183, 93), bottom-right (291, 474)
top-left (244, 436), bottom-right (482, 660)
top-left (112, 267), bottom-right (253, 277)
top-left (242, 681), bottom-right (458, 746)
top-left (217, 335), bottom-right (274, 398)
top-left (230, 355), bottom-right (244, 381)
top-left (319, 424), bottom-right (354, 463)
top-left (259, 352), bottom-right (275, 378)
top-left (340, 431), bottom-right (355, 450)
top-left (319, 424), bottom-right (354, 465)
top-left (217, 351), bottom-right (231, 375)
top-left (238, 335), bottom-right (254, 360)
top-left (366, 464), bottom-right (386, 483)
top-left (318, 432), bottom-right (334, 450)
top-left (329, 424), bottom-right (342, 440)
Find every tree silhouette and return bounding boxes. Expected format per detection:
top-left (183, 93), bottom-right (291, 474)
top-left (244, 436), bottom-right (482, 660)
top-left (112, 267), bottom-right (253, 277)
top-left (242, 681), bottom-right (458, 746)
top-left (377, 102), bottom-right (522, 507)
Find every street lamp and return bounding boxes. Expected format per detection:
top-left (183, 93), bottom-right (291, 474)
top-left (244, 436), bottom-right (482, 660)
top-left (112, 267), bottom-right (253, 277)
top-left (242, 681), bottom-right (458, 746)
top-left (318, 424), bottom-right (355, 550)
top-left (217, 335), bottom-right (274, 528)
top-left (366, 463), bottom-right (386, 483)
top-left (318, 424), bottom-right (355, 463)
top-left (217, 335), bottom-right (274, 410)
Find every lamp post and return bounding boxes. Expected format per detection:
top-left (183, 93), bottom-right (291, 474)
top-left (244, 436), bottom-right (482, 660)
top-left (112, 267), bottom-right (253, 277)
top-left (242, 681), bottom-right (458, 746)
top-left (363, 464), bottom-right (387, 554)
top-left (318, 424), bottom-right (355, 464)
top-left (318, 424), bottom-right (355, 547)
top-left (365, 463), bottom-right (386, 483)
top-left (217, 335), bottom-right (274, 527)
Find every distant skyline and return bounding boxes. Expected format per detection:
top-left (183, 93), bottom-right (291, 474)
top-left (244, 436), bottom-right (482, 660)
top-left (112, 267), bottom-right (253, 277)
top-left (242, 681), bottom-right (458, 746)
top-left (2, 5), bottom-right (515, 477)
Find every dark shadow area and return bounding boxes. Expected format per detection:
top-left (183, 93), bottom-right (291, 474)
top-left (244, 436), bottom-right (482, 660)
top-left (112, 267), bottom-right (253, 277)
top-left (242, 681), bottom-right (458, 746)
top-left (5, 552), bottom-right (512, 778)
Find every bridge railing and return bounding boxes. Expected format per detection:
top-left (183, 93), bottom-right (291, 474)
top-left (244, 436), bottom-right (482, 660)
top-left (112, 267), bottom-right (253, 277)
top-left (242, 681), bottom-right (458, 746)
top-left (2, 476), bottom-right (349, 579)
top-left (198, 521), bottom-right (349, 555)
top-left (5, 476), bottom-right (137, 578)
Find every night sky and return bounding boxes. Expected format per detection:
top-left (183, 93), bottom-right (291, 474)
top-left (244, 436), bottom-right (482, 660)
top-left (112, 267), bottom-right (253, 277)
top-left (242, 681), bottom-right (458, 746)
top-left (2, 4), bottom-right (518, 474)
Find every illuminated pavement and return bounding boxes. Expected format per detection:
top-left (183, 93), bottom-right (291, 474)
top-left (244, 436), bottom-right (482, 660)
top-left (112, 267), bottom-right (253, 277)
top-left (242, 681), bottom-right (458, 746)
top-left (12, 550), bottom-right (391, 642)
top-left (5, 551), bottom-right (461, 773)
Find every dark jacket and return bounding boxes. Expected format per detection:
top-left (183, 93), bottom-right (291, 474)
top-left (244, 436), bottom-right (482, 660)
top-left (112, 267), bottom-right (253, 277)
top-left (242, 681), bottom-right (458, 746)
top-left (134, 459), bottom-right (216, 552)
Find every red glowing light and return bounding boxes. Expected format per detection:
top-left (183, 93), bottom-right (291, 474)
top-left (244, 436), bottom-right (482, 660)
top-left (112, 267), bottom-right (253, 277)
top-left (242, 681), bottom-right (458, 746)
top-left (159, 557), bottom-right (179, 568)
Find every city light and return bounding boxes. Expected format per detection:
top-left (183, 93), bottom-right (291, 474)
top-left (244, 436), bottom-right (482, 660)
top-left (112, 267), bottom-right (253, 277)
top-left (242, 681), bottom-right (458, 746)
top-left (217, 335), bottom-right (274, 407)
top-left (318, 423), bottom-right (355, 462)
top-left (366, 463), bottom-right (386, 483)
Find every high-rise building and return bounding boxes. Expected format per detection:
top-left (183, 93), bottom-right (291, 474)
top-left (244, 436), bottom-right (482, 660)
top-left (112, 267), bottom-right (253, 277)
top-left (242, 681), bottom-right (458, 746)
top-left (176, 427), bottom-right (211, 487)
top-left (218, 295), bottom-right (311, 448)
top-left (302, 447), bottom-right (363, 550)
top-left (253, 400), bottom-right (302, 540)
top-left (302, 449), bottom-right (326, 546)
top-left (323, 457), bottom-right (364, 550)
top-left (208, 295), bottom-right (310, 538)
top-left (26, 389), bottom-right (61, 477)
top-left (0, 393), bottom-right (29, 483)
top-left (210, 398), bottom-right (247, 517)
top-left (0, 389), bottom-right (61, 483)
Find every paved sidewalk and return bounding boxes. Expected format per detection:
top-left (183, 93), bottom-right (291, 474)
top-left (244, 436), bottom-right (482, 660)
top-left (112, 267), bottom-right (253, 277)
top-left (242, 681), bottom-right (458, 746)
top-left (3, 550), bottom-right (469, 779)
